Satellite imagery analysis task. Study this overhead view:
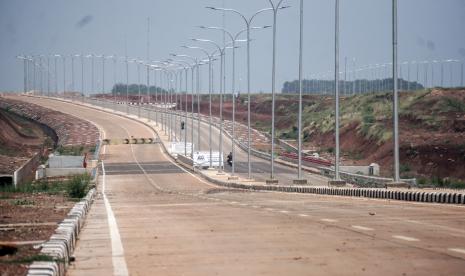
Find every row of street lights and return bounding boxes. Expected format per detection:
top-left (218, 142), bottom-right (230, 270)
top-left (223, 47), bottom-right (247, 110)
top-left (19, 0), bottom-right (461, 184)
top-left (21, 53), bottom-right (462, 102)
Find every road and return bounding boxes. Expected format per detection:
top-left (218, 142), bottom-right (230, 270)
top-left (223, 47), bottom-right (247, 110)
top-left (16, 96), bottom-right (465, 275)
top-left (95, 99), bottom-right (329, 186)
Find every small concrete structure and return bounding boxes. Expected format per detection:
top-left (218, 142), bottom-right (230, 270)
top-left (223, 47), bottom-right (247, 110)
top-left (293, 179), bottom-right (308, 185)
top-left (266, 179), bottom-right (279, 185)
top-left (328, 180), bottom-right (346, 187)
top-left (48, 155), bottom-right (84, 168)
top-left (339, 163), bottom-right (380, 176)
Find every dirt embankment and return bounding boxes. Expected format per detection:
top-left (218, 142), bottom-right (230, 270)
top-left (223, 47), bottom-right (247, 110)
top-left (0, 109), bottom-right (53, 175)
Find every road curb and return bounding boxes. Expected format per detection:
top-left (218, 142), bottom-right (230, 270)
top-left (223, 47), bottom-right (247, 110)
top-left (23, 97), bottom-right (102, 276)
top-left (27, 188), bottom-right (97, 276)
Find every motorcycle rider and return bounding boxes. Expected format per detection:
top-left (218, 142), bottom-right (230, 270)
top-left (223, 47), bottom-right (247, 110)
top-left (227, 152), bottom-right (233, 166)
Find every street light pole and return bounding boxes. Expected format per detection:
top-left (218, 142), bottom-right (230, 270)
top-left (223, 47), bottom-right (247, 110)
top-left (47, 56), bottom-right (50, 96)
top-left (80, 55), bottom-right (84, 102)
top-left (352, 58), bottom-right (356, 95)
top-left (392, 0), bottom-right (400, 183)
top-left (333, 0), bottom-right (342, 182)
top-left (297, 0), bottom-right (304, 182)
top-left (192, 38), bottom-right (226, 172)
top-left (62, 56), bottom-right (66, 97)
top-left (267, 0), bottom-right (288, 181)
top-left (91, 54), bottom-right (95, 95)
top-left (182, 45), bottom-right (215, 167)
top-left (126, 57), bottom-right (129, 114)
top-left (137, 60), bottom-right (142, 118)
top-left (71, 55), bottom-right (75, 94)
top-left (168, 58), bottom-right (193, 156)
top-left (171, 54), bottom-right (199, 157)
top-left (441, 60), bottom-right (444, 87)
top-left (461, 60), bottom-right (464, 87)
top-left (198, 26), bottom-right (264, 176)
top-left (207, 6), bottom-right (272, 179)
top-left (16, 55), bottom-right (27, 94)
top-left (39, 56), bottom-right (43, 95)
top-left (102, 55), bottom-right (105, 95)
top-left (113, 55), bottom-right (117, 109)
top-left (54, 55), bottom-right (58, 95)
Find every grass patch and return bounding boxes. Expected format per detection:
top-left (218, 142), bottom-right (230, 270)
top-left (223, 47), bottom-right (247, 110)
top-left (279, 126), bottom-right (298, 139)
top-left (0, 193), bottom-right (11, 199)
top-left (346, 150), bottom-right (364, 160)
top-left (0, 146), bottom-right (16, 156)
top-left (417, 177), bottom-right (465, 189)
top-left (438, 97), bottom-right (465, 113)
top-left (11, 198), bottom-right (34, 206)
top-left (0, 173), bottom-right (91, 199)
top-left (0, 254), bottom-right (64, 264)
top-left (400, 163), bottom-right (411, 173)
top-left (66, 174), bottom-right (91, 198)
top-left (55, 145), bottom-right (96, 156)
top-left (56, 145), bottom-right (85, 156)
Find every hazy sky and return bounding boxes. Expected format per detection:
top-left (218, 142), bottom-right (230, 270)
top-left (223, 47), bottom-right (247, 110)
top-left (1, 0), bottom-right (464, 93)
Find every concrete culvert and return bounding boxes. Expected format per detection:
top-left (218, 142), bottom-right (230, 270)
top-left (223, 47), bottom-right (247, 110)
top-left (0, 176), bottom-right (13, 186)
top-left (0, 244), bottom-right (18, 256)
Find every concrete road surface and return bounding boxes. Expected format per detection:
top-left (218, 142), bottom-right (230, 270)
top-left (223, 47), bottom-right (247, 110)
top-left (96, 100), bottom-right (329, 185)
top-left (16, 96), bottom-right (465, 276)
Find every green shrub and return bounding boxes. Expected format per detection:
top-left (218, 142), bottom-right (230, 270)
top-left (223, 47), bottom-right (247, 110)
top-left (440, 97), bottom-right (465, 113)
top-left (400, 163), bottom-right (411, 173)
top-left (11, 199), bottom-right (34, 205)
top-left (66, 174), bottom-right (90, 198)
top-left (56, 145), bottom-right (85, 156)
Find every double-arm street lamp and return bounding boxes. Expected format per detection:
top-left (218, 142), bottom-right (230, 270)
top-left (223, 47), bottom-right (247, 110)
top-left (333, 0), bottom-right (342, 183)
top-left (267, 0), bottom-right (290, 182)
top-left (168, 58), bottom-right (193, 156)
top-left (297, 0), bottom-right (305, 182)
top-left (182, 45), bottom-right (216, 168)
top-left (197, 25), bottom-right (269, 176)
top-left (73, 54), bottom-right (85, 101)
top-left (207, 6), bottom-right (272, 179)
top-left (16, 55), bottom-right (29, 94)
top-left (191, 38), bottom-right (226, 172)
top-left (171, 53), bottom-right (200, 157)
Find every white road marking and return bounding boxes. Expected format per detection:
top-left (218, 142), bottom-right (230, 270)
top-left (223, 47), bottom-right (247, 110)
top-left (321, 218), bottom-right (337, 223)
top-left (265, 208), bottom-right (274, 211)
top-left (405, 219), bottom-right (465, 235)
top-left (114, 202), bottom-right (222, 208)
top-left (298, 214), bottom-right (309, 217)
top-left (280, 210), bottom-right (289, 214)
top-left (230, 201), bottom-right (238, 204)
top-left (102, 161), bottom-right (129, 276)
top-left (392, 235), bottom-right (419, 242)
top-left (351, 225), bottom-right (374, 231)
top-left (448, 248), bottom-right (465, 254)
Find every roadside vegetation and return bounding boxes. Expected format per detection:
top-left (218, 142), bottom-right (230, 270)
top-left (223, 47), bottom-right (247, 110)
top-left (55, 145), bottom-right (96, 156)
top-left (0, 173), bottom-right (92, 199)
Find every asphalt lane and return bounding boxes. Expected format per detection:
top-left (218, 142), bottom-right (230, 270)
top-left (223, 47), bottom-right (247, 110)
top-left (106, 101), bottom-right (328, 185)
top-left (15, 96), bottom-right (465, 275)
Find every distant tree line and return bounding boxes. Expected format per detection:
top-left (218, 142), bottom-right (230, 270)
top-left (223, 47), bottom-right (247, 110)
top-left (111, 83), bottom-right (168, 95)
top-left (282, 78), bottom-right (424, 95)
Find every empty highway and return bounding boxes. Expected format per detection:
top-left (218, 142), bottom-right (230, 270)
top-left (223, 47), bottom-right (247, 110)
top-left (14, 96), bottom-right (465, 275)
